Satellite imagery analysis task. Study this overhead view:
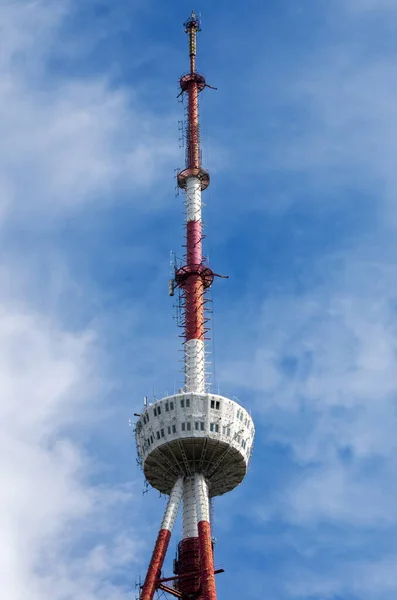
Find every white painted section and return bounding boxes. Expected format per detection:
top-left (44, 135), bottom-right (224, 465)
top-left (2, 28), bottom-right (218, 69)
top-left (194, 474), bottom-right (210, 523)
top-left (135, 392), bottom-right (255, 478)
top-left (183, 477), bottom-right (198, 538)
top-left (185, 338), bottom-right (205, 393)
top-left (185, 176), bottom-right (202, 222)
top-left (161, 477), bottom-right (184, 532)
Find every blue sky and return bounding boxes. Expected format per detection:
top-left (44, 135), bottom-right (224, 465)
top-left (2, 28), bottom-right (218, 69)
top-left (2, 1), bottom-right (397, 599)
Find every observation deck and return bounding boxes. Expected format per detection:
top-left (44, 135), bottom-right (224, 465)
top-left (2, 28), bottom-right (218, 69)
top-left (135, 393), bottom-right (255, 497)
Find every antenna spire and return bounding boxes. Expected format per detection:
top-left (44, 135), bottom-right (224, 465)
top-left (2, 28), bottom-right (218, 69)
top-left (184, 10), bottom-right (201, 73)
top-left (175, 10), bottom-right (212, 394)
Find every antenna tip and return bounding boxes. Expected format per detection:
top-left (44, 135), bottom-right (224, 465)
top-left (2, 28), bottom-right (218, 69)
top-left (184, 10), bottom-right (201, 32)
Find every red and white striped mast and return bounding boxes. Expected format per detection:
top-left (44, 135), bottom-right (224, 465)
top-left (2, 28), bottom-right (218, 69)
top-left (175, 10), bottom-right (215, 396)
top-left (135, 12), bottom-right (255, 600)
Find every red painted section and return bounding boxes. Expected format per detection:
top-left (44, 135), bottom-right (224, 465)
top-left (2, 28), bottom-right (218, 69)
top-left (185, 274), bottom-right (204, 342)
top-left (185, 220), bottom-right (204, 341)
top-left (140, 529), bottom-right (171, 600)
top-left (187, 81), bottom-right (200, 170)
top-left (175, 537), bottom-right (203, 600)
top-left (184, 67), bottom-right (204, 343)
top-left (186, 220), bottom-right (202, 263)
top-left (198, 521), bottom-right (217, 600)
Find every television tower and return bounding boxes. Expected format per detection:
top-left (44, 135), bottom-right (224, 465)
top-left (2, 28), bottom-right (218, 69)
top-left (135, 12), bottom-right (255, 600)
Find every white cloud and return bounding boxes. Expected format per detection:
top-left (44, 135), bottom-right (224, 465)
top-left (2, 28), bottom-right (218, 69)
top-left (0, 1), bottom-right (158, 597)
top-left (0, 0), bottom-right (178, 224)
top-left (0, 288), bottom-right (141, 599)
top-left (218, 241), bottom-right (397, 600)
top-left (232, 7), bottom-right (397, 531)
top-left (249, 4), bottom-right (397, 230)
top-left (279, 56), bottom-right (397, 218)
top-left (219, 4), bottom-right (397, 594)
top-left (283, 555), bottom-right (397, 600)
top-left (226, 247), bottom-right (397, 501)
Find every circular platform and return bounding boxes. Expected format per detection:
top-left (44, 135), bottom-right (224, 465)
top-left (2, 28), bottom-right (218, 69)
top-left (134, 393), bottom-right (255, 497)
top-left (177, 167), bottom-right (210, 191)
top-left (179, 72), bottom-right (206, 93)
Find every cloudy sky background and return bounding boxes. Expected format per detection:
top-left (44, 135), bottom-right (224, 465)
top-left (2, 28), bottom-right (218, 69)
top-left (1, 1), bottom-right (397, 599)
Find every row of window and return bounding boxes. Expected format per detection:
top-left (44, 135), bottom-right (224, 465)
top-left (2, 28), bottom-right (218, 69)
top-left (144, 420), bottom-right (219, 447)
top-left (143, 403), bottom-right (251, 435)
top-left (231, 434), bottom-right (247, 449)
top-left (145, 424), bottom-right (178, 447)
top-left (145, 397), bottom-right (225, 424)
top-left (153, 399), bottom-right (181, 416)
top-left (143, 419), bottom-right (251, 444)
top-left (156, 403), bottom-right (246, 422)
top-left (181, 421), bottom-right (207, 432)
top-left (152, 397), bottom-right (190, 419)
top-left (236, 409), bottom-right (249, 425)
top-left (145, 424), bottom-right (250, 443)
top-left (236, 409), bottom-right (243, 420)
top-left (144, 425), bottom-right (250, 452)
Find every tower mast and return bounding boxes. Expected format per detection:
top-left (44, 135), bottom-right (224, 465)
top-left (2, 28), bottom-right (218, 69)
top-left (176, 10), bottom-right (213, 395)
top-left (135, 12), bottom-right (255, 600)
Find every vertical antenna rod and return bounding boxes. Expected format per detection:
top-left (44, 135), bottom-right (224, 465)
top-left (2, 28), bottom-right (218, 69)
top-left (188, 9), bottom-right (197, 73)
top-left (176, 10), bottom-right (214, 395)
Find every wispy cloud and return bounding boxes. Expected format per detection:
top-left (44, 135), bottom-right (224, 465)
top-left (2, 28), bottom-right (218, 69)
top-left (0, 279), bottom-right (142, 599)
top-left (212, 2), bottom-right (397, 597)
top-left (0, 0), bottom-right (169, 597)
top-left (0, 0), bottom-right (178, 226)
top-left (282, 54), bottom-right (397, 224)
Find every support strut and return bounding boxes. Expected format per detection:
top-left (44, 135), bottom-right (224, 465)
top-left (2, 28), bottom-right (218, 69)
top-left (140, 478), bottom-right (183, 600)
top-left (195, 474), bottom-right (217, 600)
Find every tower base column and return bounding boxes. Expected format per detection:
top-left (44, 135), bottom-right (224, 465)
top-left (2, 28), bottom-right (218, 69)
top-left (140, 477), bottom-right (184, 600)
top-left (195, 474), bottom-right (217, 600)
top-left (176, 477), bottom-right (202, 599)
